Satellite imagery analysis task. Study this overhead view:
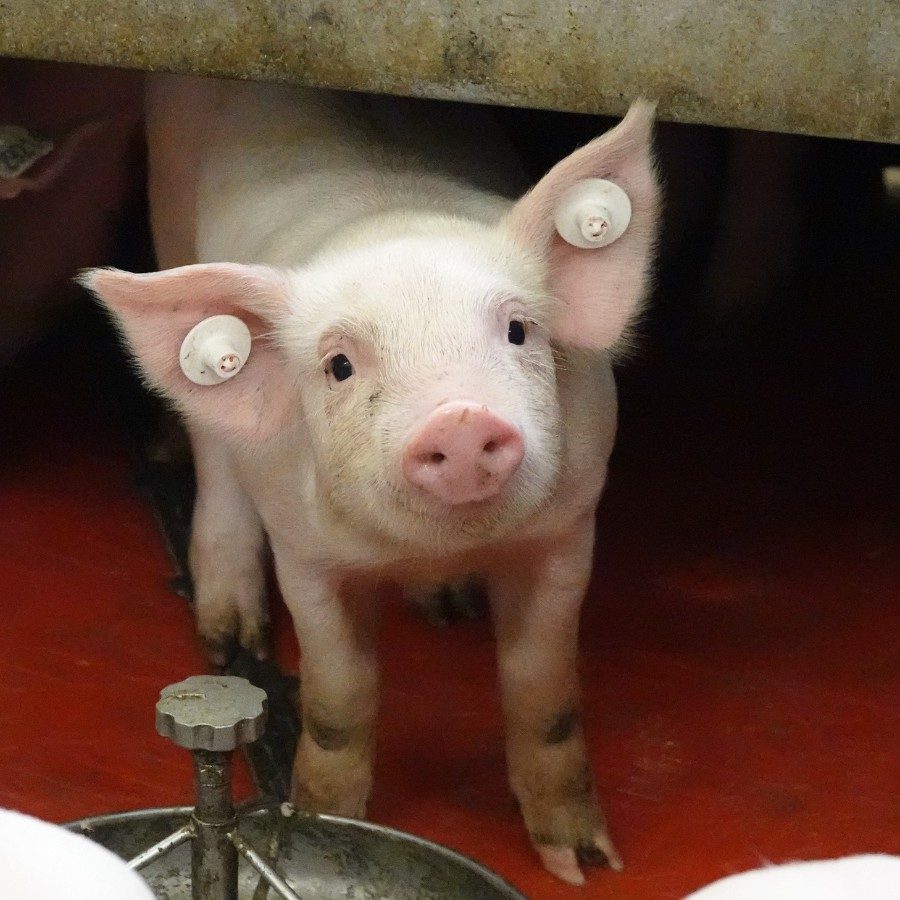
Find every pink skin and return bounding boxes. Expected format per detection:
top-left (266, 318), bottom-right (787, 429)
top-left (401, 402), bottom-right (524, 505)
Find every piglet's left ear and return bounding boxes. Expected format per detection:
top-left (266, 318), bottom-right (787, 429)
top-left (505, 100), bottom-right (660, 350)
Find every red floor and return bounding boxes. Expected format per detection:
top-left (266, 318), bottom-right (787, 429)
top-left (1, 336), bottom-right (897, 899)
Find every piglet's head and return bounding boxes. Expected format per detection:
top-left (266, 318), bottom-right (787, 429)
top-left (81, 101), bottom-right (658, 551)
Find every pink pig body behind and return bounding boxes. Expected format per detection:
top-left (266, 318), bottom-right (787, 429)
top-left (86, 75), bottom-right (659, 886)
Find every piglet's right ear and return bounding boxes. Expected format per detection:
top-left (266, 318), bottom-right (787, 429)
top-left (79, 262), bottom-right (295, 444)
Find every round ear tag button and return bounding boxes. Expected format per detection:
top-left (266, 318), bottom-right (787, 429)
top-left (554, 179), bottom-right (632, 249)
top-left (179, 315), bottom-right (252, 386)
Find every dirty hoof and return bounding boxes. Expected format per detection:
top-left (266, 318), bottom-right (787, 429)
top-left (536, 832), bottom-right (623, 885)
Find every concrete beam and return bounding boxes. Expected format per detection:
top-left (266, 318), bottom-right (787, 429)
top-left (1, 0), bottom-right (896, 142)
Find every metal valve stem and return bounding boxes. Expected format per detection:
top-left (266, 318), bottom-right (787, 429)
top-left (155, 675), bottom-right (270, 900)
top-left (191, 748), bottom-right (239, 900)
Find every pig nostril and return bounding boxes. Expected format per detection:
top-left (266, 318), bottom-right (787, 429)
top-left (483, 441), bottom-right (497, 454)
top-left (429, 452), bottom-right (446, 464)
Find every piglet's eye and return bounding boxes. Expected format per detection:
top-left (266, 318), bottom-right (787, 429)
top-left (330, 353), bottom-right (354, 381)
top-left (508, 320), bottom-right (526, 345)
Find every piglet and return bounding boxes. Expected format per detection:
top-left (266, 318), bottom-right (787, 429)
top-left (82, 75), bottom-right (659, 885)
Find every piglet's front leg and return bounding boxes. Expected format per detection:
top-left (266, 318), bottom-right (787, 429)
top-left (189, 429), bottom-right (269, 667)
top-left (276, 561), bottom-right (379, 818)
top-left (490, 517), bottom-right (622, 886)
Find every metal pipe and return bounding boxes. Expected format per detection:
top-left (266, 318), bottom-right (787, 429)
top-left (127, 822), bottom-right (195, 871)
top-left (191, 750), bottom-right (239, 900)
top-left (250, 813), bottom-right (286, 900)
top-left (231, 831), bottom-right (304, 900)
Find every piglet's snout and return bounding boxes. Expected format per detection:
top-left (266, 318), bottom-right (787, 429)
top-left (402, 402), bottom-right (524, 505)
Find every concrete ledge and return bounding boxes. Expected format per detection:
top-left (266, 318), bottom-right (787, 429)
top-left (1, 0), bottom-right (896, 142)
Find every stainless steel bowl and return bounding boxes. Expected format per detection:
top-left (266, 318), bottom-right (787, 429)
top-left (66, 805), bottom-right (526, 899)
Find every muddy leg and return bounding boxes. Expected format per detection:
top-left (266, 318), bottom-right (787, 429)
top-left (489, 517), bottom-right (620, 885)
top-left (278, 566), bottom-right (379, 818)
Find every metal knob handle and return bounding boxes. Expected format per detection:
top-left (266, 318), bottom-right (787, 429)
top-left (130, 676), bottom-right (304, 900)
top-left (156, 675), bottom-right (268, 752)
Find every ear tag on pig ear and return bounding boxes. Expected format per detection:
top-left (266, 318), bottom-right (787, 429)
top-left (179, 315), bottom-right (252, 386)
top-left (554, 179), bottom-right (632, 249)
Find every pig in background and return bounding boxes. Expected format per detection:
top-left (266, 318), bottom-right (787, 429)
top-left (0, 59), bottom-right (143, 366)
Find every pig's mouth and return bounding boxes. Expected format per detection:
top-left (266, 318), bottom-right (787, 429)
top-left (389, 472), bottom-right (535, 538)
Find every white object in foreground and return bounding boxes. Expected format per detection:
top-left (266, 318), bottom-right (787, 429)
top-left (685, 854), bottom-right (900, 899)
top-left (0, 808), bottom-right (153, 899)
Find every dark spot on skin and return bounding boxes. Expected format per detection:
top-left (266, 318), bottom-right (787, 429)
top-left (545, 704), bottom-right (579, 744)
top-left (368, 390), bottom-right (382, 404)
top-left (307, 716), bottom-right (352, 751)
top-left (563, 762), bottom-right (593, 799)
top-left (529, 831), bottom-right (557, 847)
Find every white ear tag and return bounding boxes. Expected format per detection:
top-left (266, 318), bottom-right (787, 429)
top-left (554, 179), bottom-right (632, 249)
top-left (179, 315), bottom-right (252, 386)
